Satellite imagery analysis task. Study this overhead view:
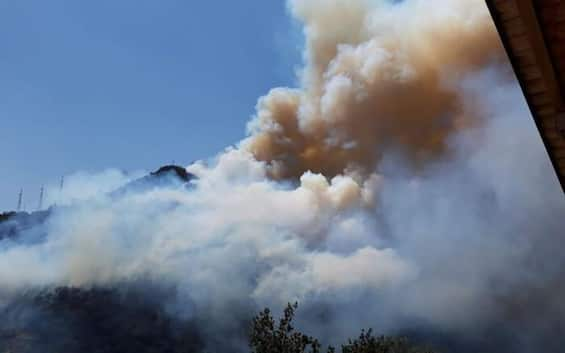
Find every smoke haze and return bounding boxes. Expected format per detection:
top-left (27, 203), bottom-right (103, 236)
top-left (2, 0), bottom-right (565, 352)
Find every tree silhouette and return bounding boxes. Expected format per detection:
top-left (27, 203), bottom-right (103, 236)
top-left (250, 303), bottom-right (437, 353)
top-left (250, 302), bottom-right (324, 353)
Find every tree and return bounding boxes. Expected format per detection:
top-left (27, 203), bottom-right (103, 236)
top-left (250, 302), bottom-right (324, 353)
top-left (341, 329), bottom-right (435, 353)
top-left (250, 303), bottom-right (436, 353)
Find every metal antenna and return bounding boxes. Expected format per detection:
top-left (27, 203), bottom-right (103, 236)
top-left (17, 189), bottom-right (23, 212)
top-left (58, 175), bottom-right (65, 205)
top-left (38, 185), bottom-right (44, 210)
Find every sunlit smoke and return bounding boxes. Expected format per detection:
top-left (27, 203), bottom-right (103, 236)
top-left (1, 1), bottom-right (565, 352)
top-left (244, 0), bottom-right (506, 179)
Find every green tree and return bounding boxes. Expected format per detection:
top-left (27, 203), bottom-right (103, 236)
top-left (341, 329), bottom-right (435, 353)
top-left (250, 303), bottom-right (437, 353)
top-left (250, 302), bottom-right (325, 353)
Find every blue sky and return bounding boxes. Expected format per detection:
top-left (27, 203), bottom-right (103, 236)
top-left (0, 0), bottom-right (301, 211)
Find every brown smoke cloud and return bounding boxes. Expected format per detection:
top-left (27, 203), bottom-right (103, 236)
top-left (244, 0), bottom-right (506, 179)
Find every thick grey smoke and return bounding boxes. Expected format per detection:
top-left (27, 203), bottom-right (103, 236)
top-left (1, 0), bottom-right (565, 352)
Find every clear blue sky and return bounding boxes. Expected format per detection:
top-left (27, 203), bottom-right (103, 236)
top-left (0, 0), bottom-right (300, 211)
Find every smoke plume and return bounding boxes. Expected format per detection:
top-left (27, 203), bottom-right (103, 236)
top-left (245, 0), bottom-right (506, 179)
top-left (1, 0), bottom-right (565, 352)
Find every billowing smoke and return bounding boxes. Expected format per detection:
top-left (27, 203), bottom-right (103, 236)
top-left (2, 0), bottom-right (565, 352)
top-left (245, 0), bottom-right (506, 179)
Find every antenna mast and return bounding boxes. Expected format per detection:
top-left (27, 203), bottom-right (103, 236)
top-left (17, 189), bottom-right (23, 212)
top-left (57, 176), bottom-right (65, 205)
top-left (38, 186), bottom-right (44, 210)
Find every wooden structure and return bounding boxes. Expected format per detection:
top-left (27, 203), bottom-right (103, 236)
top-left (486, 0), bottom-right (565, 191)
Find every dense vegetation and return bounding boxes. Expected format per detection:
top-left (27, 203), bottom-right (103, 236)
top-left (0, 211), bottom-right (16, 223)
top-left (1, 287), bottom-right (438, 353)
top-left (250, 303), bottom-right (436, 353)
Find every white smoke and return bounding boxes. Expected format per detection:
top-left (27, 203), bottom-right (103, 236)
top-left (1, 0), bottom-right (565, 352)
top-left (42, 169), bottom-right (144, 207)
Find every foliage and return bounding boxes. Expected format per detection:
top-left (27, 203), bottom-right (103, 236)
top-left (250, 302), bottom-right (324, 353)
top-left (250, 303), bottom-right (437, 353)
top-left (0, 211), bottom-right (16, 223)
top-left (341, 329), bottom-right (435, 353)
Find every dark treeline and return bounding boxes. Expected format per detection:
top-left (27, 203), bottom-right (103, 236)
top-left (1, 287), bottom-right (437, 353)
top-left (249, 302), bottom-right (436, 353)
